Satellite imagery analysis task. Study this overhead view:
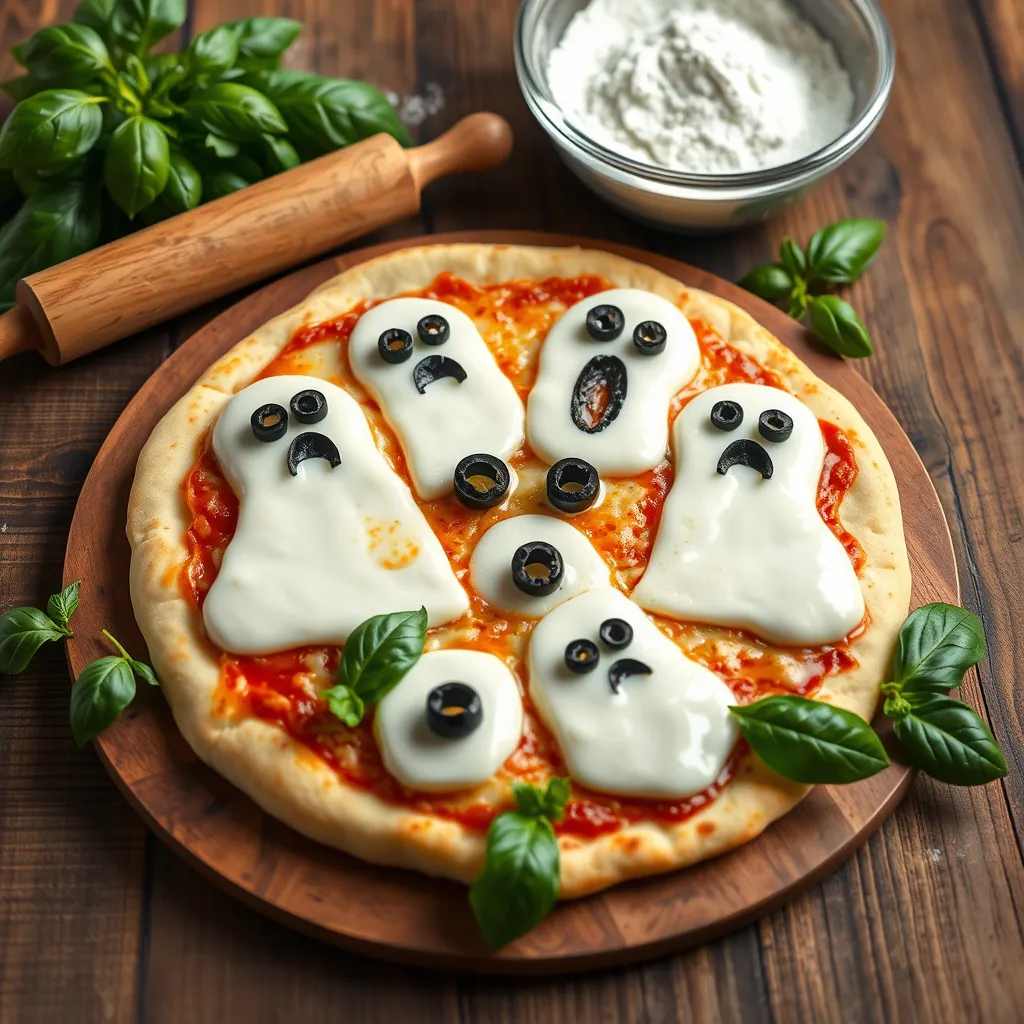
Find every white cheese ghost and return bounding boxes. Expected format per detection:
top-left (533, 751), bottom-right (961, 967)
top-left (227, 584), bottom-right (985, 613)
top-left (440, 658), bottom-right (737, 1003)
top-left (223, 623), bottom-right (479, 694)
top-left (526, 288), bottom-right (699, 476)
top-left (528, 588), bottom-right (738, 799)
top-left (469, 514), bottom-right (611, 616)
top-left (633, 382), bottom-right (865, 646)
top-left (349, 298), bottom-right (524, 499)
top-left (203, 375), bottom-right (468, 655)
top-left (375, 650), bottom-right (523, 791)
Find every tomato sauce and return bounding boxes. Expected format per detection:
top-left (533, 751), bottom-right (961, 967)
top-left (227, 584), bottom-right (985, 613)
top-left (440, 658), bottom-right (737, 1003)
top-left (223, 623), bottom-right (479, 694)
top-left (180, 273), bottom-right (864, 837)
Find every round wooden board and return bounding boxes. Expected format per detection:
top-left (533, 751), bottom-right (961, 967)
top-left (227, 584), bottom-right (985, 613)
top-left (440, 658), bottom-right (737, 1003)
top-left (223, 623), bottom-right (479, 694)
top-left (64, 231), bottom-right (957, 975)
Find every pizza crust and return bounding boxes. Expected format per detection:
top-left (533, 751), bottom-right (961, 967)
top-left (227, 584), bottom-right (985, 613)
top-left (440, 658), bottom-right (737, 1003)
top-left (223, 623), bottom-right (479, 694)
top-left (127, 244), bottom-right (911, 898)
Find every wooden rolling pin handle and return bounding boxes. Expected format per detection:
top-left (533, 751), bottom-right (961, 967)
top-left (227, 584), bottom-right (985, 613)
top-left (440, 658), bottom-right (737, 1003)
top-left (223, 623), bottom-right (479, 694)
top-left (0, 112), bottom-right (512, 367)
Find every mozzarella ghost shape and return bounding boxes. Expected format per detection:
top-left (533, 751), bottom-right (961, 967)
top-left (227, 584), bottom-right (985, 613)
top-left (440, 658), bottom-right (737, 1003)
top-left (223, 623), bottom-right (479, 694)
top-left (633, 382), bottom-right (865, 646)
top-left (529, 588), bottom-right (738, 799)
top-left (526, 288), bottom-right (700, 476)
top-left (468, 514), bottom-right (611, 616)
top-left (349, 298), bottom-right (525, 499)
top-left (203, 375), bottom-right (468, 655)
top-left (375, 650), bottom-right (523, 791)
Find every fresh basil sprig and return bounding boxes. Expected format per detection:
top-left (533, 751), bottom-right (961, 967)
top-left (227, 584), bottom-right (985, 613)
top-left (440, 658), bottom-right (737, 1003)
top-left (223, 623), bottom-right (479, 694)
top-left (322, 607), bottom-right (427, 727)
top-left (0, 580), bottom-right (79, 673)
top-left (886, 602), bottom-right (986, 695)
top-left (738, 219), bottom-right (886, 358)
top-left (0, 2), bottom-right (410, 309)
top-left (469, 778), bottom-right (569, 950)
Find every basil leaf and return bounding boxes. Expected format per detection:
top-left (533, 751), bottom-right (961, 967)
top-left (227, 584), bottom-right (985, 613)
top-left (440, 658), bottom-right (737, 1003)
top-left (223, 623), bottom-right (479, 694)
top-left (787, 283), bottom-right (807, 320)
top-left (104, 116), bottom-right (169, 218)
top-left (512, 777), bottom-right (570, 822)
top-left (469, 810), bottom-right (560, 949)
top-left (337, 607), bottom-right (428, 706)
top-left (893, 602), bottom-right (986, 694)
top-left (729, 695), bottom-right (890, 784)
top-left (11, 43), bottom-right (28, 67)
top-left (100, 629), bottom-right (160, 687)
top-left (202, 169), bottom-right (250, 199)
top-left (321, 684), bottom-right (364, 727)
top-left (243, 70), bottom-right (411, 155)
top-left (74, 0), bottom-right (120, 48)
top-left (185, 83), bottom-right (287, 142)
top-left (21, 24), bottom-right (110, 83)
top-left (70, 656), bottom-right (136, 746)
top-left (2, 74), bottom-right (45, 103)
top-left (46, 581), bottom-right (80, 632)
top-left (738, 264), bottom-right (793, 302)
top-left (229, 17), bottom-right (302, 67)
top-left (779, 237), bottom-right (806, 278)
top-left (258, 133), bottom-right (300, 173)
top-left (809, 295), bottom-right (873, 358)
top-left (807, 219), bottom-right (886, 285)
top-left (114, 0), bottom-right (186, 55)
top-left (204, 132), bottom-right (239, 159)
top-left (188, 24), bottom-right (240, 76)
top-left (893, 693), bottom-right (1007, 786)
top-left (0, 89), bottom-right (105, 171)
top-left (0, 607), bottom-right (65, 674)
top-left (0, 182), bottom-right (101, 310)
top-left (142, 149), bottom-right (201, 222)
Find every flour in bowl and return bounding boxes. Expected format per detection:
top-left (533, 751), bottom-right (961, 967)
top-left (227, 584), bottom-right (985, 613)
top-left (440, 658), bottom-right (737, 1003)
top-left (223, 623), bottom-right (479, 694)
top-left (547, 0), bottom-right (854, 175)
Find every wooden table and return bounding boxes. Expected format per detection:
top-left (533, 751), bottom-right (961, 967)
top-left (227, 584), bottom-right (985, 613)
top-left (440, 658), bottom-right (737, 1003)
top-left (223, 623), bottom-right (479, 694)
top-left (1, 1), bottom-right (1022, 1021)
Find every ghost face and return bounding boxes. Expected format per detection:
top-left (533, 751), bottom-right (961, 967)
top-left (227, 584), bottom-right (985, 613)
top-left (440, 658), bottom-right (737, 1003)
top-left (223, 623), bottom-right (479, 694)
top-left (203, 375), bottom-right (468, 655)
top-left (528, 588), bottom-right (738, 799)
top-left (375, 650), bottom-right (523, 791)
top-left (633, 383), bottom-right (865, 646)
top-left (349, 298), bottom-right (525, 500)
top-left (526, 289), bottom-right (699, 476)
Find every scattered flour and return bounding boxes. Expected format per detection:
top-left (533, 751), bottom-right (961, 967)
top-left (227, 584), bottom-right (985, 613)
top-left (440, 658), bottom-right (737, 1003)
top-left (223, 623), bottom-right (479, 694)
top-left (547, 0), bottom-right (854, 174)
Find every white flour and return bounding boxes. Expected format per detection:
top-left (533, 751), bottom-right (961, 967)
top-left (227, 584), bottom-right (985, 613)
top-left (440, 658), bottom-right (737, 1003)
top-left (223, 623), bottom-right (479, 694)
top-left (547, 0), bottom-right (854, 174)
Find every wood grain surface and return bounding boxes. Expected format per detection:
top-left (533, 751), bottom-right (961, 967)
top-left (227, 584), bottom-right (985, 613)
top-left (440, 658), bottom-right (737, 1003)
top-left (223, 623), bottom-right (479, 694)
top-left (1, 0), bottom-right (1023, 1021)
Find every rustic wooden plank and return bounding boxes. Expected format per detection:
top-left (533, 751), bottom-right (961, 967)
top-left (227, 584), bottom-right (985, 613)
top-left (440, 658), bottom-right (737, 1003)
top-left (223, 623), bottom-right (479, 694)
top-left (974, 0), bottom-right (1024, 165)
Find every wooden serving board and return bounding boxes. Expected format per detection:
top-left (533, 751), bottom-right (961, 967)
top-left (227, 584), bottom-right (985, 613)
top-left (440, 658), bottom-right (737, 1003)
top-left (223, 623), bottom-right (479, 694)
top-left (63, 231), bottom-right (958, 975)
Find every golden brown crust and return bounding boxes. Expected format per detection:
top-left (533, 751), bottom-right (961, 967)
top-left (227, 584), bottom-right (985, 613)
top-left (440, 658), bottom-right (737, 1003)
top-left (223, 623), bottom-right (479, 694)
top-left (127, 244), bottom-right (911, 898)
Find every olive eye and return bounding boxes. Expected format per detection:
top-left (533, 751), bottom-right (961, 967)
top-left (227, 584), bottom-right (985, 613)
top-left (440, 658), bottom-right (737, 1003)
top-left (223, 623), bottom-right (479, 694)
top-left (710, 400), bottom-right (743, 431)
top-left (378, 327), bottom-right (413, 364)
top-left (599, 618), bottom-right (633, 649)
top-left (633, 320), bottom-right (666, 355)
top-left (511, 541), bottom-right (564, 597)
top-left (251, 403), bottom-right (288, 442)
top-left (426, 682), bottom-right (482, 738)
top-left (453, 453), bottom-right (511, 510)
top-left (546, 457), bottom-right (600, 514)
top-left (759, 409), bottom-right (794, 443)
top-left (417, 314), bottom-right (450, 345)
top-left (585, 304), bottom-right (625, 341)
top-left (290, 389), bottom-right (327, 424)
top-left (565, 639), bottom-right (599, 674)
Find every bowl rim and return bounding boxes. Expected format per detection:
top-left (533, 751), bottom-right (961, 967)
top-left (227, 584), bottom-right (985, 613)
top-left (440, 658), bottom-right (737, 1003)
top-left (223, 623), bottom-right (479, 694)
top-left (514, 0), bottom-right (896, 191)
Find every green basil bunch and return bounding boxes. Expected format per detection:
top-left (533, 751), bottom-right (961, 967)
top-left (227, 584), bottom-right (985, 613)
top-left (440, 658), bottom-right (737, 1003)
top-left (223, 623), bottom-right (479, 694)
top-left (0, 0), bottom-right (411, 310)
top-left (739, 219), bottom-right (885, 358)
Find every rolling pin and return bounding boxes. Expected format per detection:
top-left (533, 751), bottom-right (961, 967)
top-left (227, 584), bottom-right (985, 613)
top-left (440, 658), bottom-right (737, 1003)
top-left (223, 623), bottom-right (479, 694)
top-left (0, 112), bottom-right (513, 366)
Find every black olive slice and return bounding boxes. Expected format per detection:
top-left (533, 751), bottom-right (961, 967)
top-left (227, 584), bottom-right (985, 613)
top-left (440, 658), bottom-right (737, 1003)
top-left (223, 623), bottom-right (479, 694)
top-left (511, 541), bottom-right (564, 597)
top-left (290, 389), bottom-right (328, 424)
top-left (608, 658), bottom-right (652, 694)
top-left (378, 328), bottom-right (413, 364)
top-left (585, 304), bottom-right (625, 341)
top-left (417, 313), bottom-right (450, 345)
top-left (546, 457), bottom-right (600, 514)
top-left (710, 400), bottom-right (743, 431)
top-left (413, 354), bottom-right (467, 394)
top-left (716, 438), bottom-right (773, 480)
top-left (758, 408), bottom-right (794, 443)
top-left (426, 682), bottom-right (483, 739)
top-left (633, 320), bottom-right (666, 355)
top-left (599, 618), bottom-right (633, 650)
top-left (565, 639), bottom-right (599, 674)
top-left (287, 431), bottom-right (342, 476)
top-left (251, 403), bottom-right (288, 442)
top-left (453, 453), bottom-right (510, 509)
top-left (570, 354), bottom-right (627, 434)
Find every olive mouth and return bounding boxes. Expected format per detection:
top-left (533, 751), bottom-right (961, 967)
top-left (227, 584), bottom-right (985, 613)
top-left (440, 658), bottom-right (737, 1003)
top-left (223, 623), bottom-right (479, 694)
top-left (287, 432), bottom-right (342, 476)
top-left (570, 354), bottom-right (627, 434)
top-left (413, 354), bottom-right (468, 394)
top-left (608, 657), bottom-right (652, 694)
top-left (716, 438), bottom-right (774, 480)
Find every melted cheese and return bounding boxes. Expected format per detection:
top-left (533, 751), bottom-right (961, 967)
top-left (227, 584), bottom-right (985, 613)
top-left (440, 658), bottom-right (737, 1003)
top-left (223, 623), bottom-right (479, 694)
top-left (204, 375), bottom-right (468, 654)
top-left (349, 298), bottom-right (525, 499)
top-left (528, 588), bottom-right (738, 798)
top-left (526, 288), bottom-right (699, 475)
top-left (374, 650), bottom-right (523, 791)
top-left (468, 514), bottom-right (611, 616)
top-left (633, 383), bottom-right (864, 645)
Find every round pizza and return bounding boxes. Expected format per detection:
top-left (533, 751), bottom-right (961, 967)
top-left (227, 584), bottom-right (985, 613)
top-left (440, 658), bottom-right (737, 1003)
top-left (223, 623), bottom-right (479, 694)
top-left (127, 244), bottom-right (911, 936)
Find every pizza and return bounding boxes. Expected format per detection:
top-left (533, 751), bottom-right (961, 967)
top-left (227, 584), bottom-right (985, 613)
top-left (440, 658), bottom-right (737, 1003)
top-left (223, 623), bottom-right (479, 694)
top-left (127, 244), bottom-right (911, 908)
